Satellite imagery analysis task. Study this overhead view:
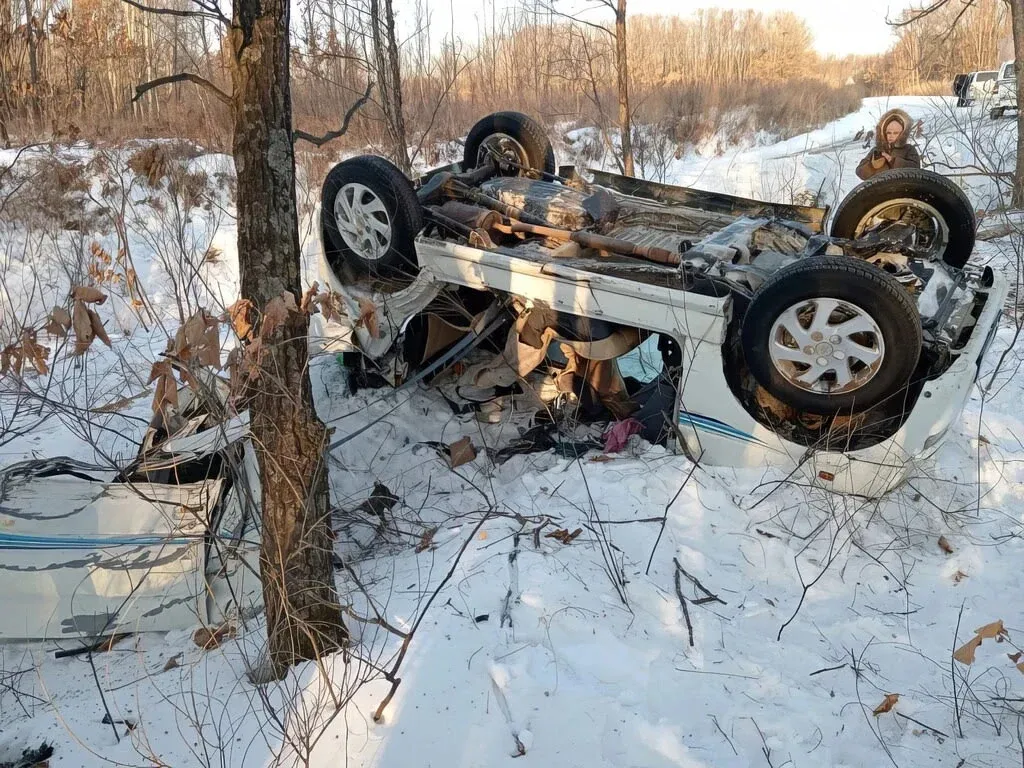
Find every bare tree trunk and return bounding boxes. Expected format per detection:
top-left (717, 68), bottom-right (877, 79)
top-left (615, 0), bottom-right (634, 177)
top-left (1012, 0), bottom-right (1024, 207)
top-left (369, 0), bottom-right (410, 173)
top-left (229, 0), bottom-right (348, 678)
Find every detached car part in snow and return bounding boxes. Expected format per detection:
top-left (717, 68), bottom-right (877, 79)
top-left (0, 376), bottom-right (262, 641)
top-left (313, 111), bottom-right (1005, 498)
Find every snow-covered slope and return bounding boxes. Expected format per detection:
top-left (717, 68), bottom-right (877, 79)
top-left (1, 99), bottom-right (1023, 768)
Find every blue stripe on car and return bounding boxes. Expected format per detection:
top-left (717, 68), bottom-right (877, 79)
top-left (0, 532), bottom-right (195, 550)
top-left (678, 412), bottom-right (766, 447)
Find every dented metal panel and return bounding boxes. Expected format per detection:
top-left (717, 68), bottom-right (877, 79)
top-left (0, 400), bottom-right (264, 640)
top-left (0, 474), bottom-right (220, 639)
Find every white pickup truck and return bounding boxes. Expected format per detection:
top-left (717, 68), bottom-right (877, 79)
top-left (312, 112), bottom-right (1005, 499)
top-left (991, 60), bottom-right (1017, 119)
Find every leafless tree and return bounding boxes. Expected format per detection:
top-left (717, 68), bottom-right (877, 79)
top-left (890, 0), bottom-right (1024, 206)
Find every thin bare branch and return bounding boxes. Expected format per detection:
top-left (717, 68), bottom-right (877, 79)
top-left (293, 82), bottom-right (374, 147)
top-left (119, 0), bottom-right (228, 25)
top-left (132, 73), bottom-right (231, 105)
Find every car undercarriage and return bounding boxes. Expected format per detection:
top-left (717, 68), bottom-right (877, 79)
top-left (312, 111), bottom-right (1005, 497)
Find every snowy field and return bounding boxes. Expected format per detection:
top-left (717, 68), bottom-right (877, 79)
top-left (2, 96), bottom-right (1024, 768)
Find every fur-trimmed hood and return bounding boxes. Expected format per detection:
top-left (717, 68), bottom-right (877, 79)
top-left (875, 108), bottom-right (912, 149)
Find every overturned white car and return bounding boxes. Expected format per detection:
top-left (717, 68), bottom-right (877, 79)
top-left (313, 112), bottom-right (1004, 498)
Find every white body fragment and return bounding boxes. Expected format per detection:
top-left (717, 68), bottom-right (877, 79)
top-left (0, 413), bottom-right (263, 641)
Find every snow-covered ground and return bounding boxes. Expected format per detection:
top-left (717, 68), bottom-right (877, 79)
top-left (2, 97), bottom-right (1024, 768)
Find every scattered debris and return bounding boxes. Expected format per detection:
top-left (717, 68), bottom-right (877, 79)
top-left (193, 622), bottom-right (236, 650)
top-left (415, 527), bottom-right (438, 553)
top-left (0, 743), bottom-right (54, 768)
top-left (954, 620), bottom-right (1007, 665)
top-left (756, 528), bottom-right (778, 539)
top-left (873, 693), bottom-right (900, 716)
top-left (544, 528), bottom-right (583, 545)
top-left (674, 557), bottom-right (727, 607)
top-left (446, 436), bottom-right (477, 468)
top-left (475, 614), bottom-right (490, 623)
top-left (603, 417), bottom-right (643, 453)
top-left (953, 569), bottom-right (969, 584)
top-left (101, 713), bottom-right (137, 731)
top-left (53, 633), bottom-right (133, 659)
top-left (352, 481), bottom-right (400, 522)
top-left (938, 536), bottom-right (954, 555)
top-left (673, 564), bottom-right (694, 648)
top-left (163, 653), bottom-right (183, 672)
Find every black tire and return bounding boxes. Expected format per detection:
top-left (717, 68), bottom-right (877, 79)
top-left (740, 257), bottom-right (922, 414)
top-left (320, 155), bottom-right (423, 280)
top-left (991, 107), bottom-right (1005, 120)
top-left (462, 111), bottom-right (556, 176)
top-left (829, 168), bottom-right (975, 268)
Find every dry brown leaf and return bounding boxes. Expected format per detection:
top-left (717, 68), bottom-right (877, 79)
top-left (301, 281), bottom-right (320, 314)
top-left (356, 297), bottom-right (380, 339)
top-left (192, 622), bottom-right (235, 650)
top-left (162, 653), bottom-right (182, 672)
top-left (977, 620), bottom-right (1007, 640)
top-left (590, 454), bottom-right (614, 463)
top-left (92, 391), bottom-right (149, 414)
top-left (938, 536), bottom-right (954, 555)
top-left (447, 436), bottom-right (477, 468)
top-left (262, 294), bottom-right (296, 337)
top-left (148, 361), bottom-right (179, 414)
top-left (873, 693), bottom-right (900, 716)
top-left (544, 528), bottom-right (583, 545)
top-left (415, 527), bottom-right (437, 554)
top-left (72, 300), bottom-right (95, 354)
top-left (317, 291), bottom-right (344, 323)
top-left (200, 323), bottom-right (221, 368)
top-left (89, 308), bottom-right (111, 347)
top-left (1, 344), bottom-right (21, 376)
top-left (20, 330), bottom-right (49, 375)
top-left (954, 636), bottom-right (983, 665)
top-left (1017, 662), bottom-right (1024, 675)
top-left (954, 620), bottom-right (1007, 665)
top-left (953, 570), bottom-right (968, 584)
top-left (72, 285), bottom-right (108, 304)
top-left (46, 306), bottom-right (72, 337)
top-left (148, 360), bottom-right (173, 384)
top-left (239, 337), bottom-right (264, 382)
top-left (1009, 652), bottom-right (1022, 663)
top-left (225, 299), bottom-right (254, 340)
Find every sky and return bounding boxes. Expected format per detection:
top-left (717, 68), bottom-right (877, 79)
top-left (417, 0), bottom-right (919, 57)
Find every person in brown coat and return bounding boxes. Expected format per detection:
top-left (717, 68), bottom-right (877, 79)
top-left (855, 108), bottom-right (922, 180)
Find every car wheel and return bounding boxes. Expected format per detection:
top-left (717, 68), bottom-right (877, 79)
top-left (740, 257), bottom-right (922, 414)
top-left (829, 168), bottom-right (975, 268)
top-left (462, 111), bottom-right (557, 177)
top-left (321, 155), bottom-right (423, 280)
